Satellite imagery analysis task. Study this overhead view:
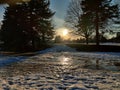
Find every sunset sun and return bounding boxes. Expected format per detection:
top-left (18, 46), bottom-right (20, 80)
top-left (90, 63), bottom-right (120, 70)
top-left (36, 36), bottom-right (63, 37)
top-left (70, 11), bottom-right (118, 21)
top-left (55, 28), bottom-right (71, 40)
top-left (63, 29), bottom-right (68, 36)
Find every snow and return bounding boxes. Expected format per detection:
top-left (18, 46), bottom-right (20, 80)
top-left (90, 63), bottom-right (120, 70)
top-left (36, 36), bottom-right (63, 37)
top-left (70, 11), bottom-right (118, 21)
top-left (0, 45), bottom-right (120, 90)
top-left (37, 44), bottom-right (120, 58)
top-left (0, 56), bottom-right (26, 67)
top-left (100, 42), bottom-right (120, 46)
top-left (0, 45), bottom-right (77, 67)
top-left (37, 45), bottom-right (77, 54)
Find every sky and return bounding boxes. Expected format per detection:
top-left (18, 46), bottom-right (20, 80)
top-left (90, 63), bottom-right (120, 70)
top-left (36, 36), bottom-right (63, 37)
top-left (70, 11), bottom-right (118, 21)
top-left (0, 0), bottom-right (70, 29)
top-left (50, 0), bottom-right (70, 28)
top-left (0, 0), bottom-right (119, 29)
top-left (0, 0), bottom-right (76, 39)
top-left (0, 0), bottom-right (119, 39)
top-left (0, 5), bottom-right (5, 21)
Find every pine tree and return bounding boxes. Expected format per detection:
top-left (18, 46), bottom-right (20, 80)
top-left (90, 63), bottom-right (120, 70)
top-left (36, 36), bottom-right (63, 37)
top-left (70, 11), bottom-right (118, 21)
top-left (38, 19), bottom-right (54, 42)
top-left (0, 0), bottom-right (54, 51)
top-left (1, 4), bottom-right (29, 51)
top-left (28, 0), bottom-right (54, 43)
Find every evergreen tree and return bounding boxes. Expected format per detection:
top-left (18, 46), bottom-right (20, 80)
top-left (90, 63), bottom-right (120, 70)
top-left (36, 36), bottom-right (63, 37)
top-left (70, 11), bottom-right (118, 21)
top-left (0, 4), bottom-right (29, 51)
top-left (0, 0), bottom-right (54, 51)
top-left (38, 19), bottom-right (54, 42)
top-left (28, 0), bottom-right (54, 42)
top-left (28, 0), bottom-right (54, 49)
top-left (81, 0), bottom-right (119, 45)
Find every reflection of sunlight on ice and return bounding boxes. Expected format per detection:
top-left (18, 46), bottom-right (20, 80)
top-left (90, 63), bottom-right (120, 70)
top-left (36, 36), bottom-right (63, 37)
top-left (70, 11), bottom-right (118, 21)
top-left (59, 56), bottom-right (71, 65)
top-left (63, 57), bottom-right (69, 62)
top-left (63, 57), bottom-right (69, 64)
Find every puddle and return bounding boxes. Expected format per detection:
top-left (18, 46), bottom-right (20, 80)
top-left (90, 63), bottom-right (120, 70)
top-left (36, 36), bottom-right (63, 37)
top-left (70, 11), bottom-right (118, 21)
top-left (45, 52), bottom-right (120, 71)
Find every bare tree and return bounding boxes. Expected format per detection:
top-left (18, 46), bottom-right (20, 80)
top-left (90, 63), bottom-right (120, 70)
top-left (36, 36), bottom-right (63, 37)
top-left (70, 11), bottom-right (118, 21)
top-left (77, 13), bottom-right (94, 44)
top-left (65, 0), bottom-right (94, 44)
top-left (65, 0), bottom-right (82, 28)
top-left (81, 0), bottom-right (119, 45)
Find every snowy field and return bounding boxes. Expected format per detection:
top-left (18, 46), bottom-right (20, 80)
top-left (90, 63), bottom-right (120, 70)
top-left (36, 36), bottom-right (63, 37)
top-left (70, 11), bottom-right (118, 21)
top-left (100, 42), bottom-right (120, 46)
top-left (0, 45), bottom-right (120, 90)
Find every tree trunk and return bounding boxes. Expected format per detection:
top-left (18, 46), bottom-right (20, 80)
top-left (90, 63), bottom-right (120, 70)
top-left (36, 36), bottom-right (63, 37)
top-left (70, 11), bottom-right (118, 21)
top-left (42, 33), bottom-right (45, 43)
top-left (32, 37), bottom-right (35, 50)
top-left (86, 36), bottom-right (89, 45)
top-left (95, 11), bottom-right (99, 46)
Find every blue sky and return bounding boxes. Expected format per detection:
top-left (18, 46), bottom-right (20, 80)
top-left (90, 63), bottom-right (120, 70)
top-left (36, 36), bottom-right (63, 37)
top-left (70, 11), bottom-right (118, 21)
top-left (0, 5), bottom-right (5, 21)
top-left (50, 0), bottom-right (70, 28)
top-left (0, 0), bottom-right (119, 29)
top-left (0, 0), bottom-right (70, 28)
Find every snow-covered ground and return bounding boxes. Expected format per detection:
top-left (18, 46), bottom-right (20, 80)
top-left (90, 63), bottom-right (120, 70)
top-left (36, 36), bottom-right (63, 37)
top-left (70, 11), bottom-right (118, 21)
top-left (0, 45), bottom-right (120, 90)
top-left (100, 42), bottom-right (120, 46)
top-left (0, 56), bottom-right (26, 67)
top-left (37, 45), bottom-right (77, 54)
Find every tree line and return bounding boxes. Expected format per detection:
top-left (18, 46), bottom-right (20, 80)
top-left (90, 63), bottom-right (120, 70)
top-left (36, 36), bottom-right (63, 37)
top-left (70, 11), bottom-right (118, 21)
top-left (0, 0), bottom-right (120, 52)
top-left (65, 0), bottom-right (120, 45)
top-left (0, 0), bottom-right (54, 51)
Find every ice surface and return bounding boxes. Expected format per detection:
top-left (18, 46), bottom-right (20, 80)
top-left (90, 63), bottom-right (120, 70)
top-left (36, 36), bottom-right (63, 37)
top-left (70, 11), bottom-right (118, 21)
top-left (0, 45), bottom-right (120, 90)
top-left (37, 45), bottom-right (77, 54)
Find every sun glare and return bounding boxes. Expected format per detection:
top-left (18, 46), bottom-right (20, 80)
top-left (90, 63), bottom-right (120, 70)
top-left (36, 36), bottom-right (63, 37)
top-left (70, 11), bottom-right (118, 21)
top-left (63, 29), bottom-right (68, 36)
top-left (55, 28), bottom-right (71, 40)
